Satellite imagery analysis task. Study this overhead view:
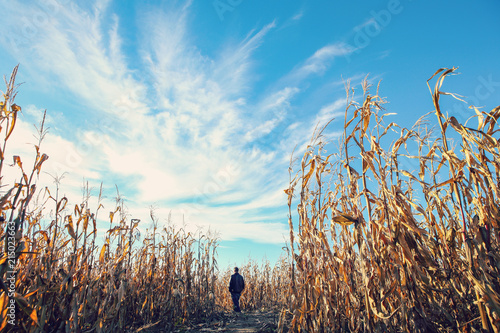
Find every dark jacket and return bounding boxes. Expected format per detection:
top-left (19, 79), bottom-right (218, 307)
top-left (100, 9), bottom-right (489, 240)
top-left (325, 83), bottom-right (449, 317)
top-left (229, 272), bottom-right (245, 294)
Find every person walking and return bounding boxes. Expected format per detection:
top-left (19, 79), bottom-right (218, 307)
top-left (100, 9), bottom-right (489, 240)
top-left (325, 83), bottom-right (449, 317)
top-left (229, 267), bottom-right (245, 312)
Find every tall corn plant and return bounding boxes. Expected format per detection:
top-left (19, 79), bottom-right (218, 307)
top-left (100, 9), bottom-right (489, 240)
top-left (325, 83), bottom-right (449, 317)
top-left (280, 68), bottom-right (500, 332)
top-left (0, 65), bottom-right (49, 331)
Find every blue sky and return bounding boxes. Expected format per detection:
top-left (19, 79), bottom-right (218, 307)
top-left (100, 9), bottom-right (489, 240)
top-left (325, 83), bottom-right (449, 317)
top-left (0, 0), bottom-right (499, 268)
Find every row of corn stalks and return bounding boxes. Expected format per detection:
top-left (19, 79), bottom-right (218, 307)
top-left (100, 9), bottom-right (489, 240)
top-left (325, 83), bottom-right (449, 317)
top-left (280, 68), bottom-right (500, 332)
top-left (219, 257), bottom-right (290, 312)
top-left (0, 66), bottom-right (289, 332)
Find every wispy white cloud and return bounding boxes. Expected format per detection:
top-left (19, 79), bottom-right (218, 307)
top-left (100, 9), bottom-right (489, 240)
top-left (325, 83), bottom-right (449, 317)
top-left (244, 87), bottom-right (300, 142)
top-left (297, 43), bottom-right (354, 77)
top-left (353, 17), bottom-right (377, 32)
top-left (278, 9), bottom-right (305, 30)
top-left (268, 42), bottom-right (355, 93)
top-left (315, 98), bottom-right (346, 128)
top-left (214, 21), bottom-right (277, 95)
top-left (291, 11), bottom-right (304, 21)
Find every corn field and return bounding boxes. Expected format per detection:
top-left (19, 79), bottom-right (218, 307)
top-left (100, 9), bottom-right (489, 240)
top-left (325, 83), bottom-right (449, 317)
top-left (2, 64), bottom-right (499, 332)
top-left (280, 67), bottom-right (500, 332)
top-left (0, 66), bottom-right (288, 332)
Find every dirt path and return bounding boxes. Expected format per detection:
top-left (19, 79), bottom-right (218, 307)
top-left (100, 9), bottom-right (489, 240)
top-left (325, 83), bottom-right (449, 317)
top-left (132, 310), bottom-right (281, 332)
top-left (177, 310), bottom-right (280, 333)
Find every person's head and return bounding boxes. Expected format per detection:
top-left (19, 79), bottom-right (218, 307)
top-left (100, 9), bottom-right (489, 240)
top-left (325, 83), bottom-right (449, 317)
top-left (234, 267), bottom-right (239, 273)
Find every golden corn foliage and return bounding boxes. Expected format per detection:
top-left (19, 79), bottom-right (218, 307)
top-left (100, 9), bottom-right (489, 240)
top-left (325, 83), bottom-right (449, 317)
top-left (280, 68), bottom-right (500, 332)
top-left (0, 66), bottom-right (288, 332)
top-left (3, 64), bottom-right (498, 333)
